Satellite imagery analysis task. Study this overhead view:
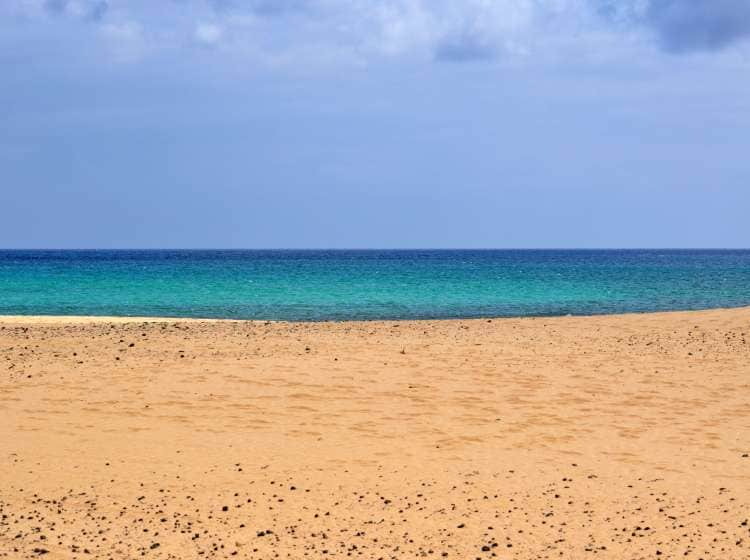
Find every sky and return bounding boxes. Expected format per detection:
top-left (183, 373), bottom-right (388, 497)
top-left (1, 0), bottom-right (749, 249)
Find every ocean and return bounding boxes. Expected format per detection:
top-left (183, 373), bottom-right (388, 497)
top-left (1, 249), bottom-right (749, 321)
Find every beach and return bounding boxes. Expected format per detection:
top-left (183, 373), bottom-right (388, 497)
top-left (1, 308), bottom-right (749, 559)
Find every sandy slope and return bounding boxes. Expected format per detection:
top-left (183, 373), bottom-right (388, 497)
top-left (1, 308), bottom-right (749, 559)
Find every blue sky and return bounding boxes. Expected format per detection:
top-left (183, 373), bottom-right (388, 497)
top-left (1, 0), bottom-right (749, 248)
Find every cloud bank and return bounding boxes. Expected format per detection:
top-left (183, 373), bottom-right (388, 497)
top-left (5, 0), bottom-right (750, 65)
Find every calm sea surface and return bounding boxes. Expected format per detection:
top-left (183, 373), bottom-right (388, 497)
top-left (0, 250), bottom-right (749, 321)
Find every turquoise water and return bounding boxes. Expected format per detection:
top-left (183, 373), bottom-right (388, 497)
top-left (1, 250), bottom-right (749, 321)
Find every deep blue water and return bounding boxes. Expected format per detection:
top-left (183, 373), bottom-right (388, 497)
top-left (0, 250), bottom-right (749, 321)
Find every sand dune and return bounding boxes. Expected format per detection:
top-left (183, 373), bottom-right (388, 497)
top-left (1, 308), bottom-right (749, 559)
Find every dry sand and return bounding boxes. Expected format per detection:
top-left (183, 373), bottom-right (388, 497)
top-left (1, 308), bottom-right (749, 559)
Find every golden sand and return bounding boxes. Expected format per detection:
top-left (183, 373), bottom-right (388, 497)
top-left (1, 308), bottom-right (749, 559)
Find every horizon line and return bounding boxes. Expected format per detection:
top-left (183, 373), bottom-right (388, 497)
top-left (1, 248), bottom-right (749, 252)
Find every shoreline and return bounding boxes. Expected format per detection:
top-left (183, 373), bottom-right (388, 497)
top-left (1, 304), bottom-right (749, 325)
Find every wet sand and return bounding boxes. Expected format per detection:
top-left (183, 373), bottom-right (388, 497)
top-left (1, 308), bottom-right (749, 559)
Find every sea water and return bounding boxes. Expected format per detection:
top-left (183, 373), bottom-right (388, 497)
top-left (1, 250), bottom-right (749, 321)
